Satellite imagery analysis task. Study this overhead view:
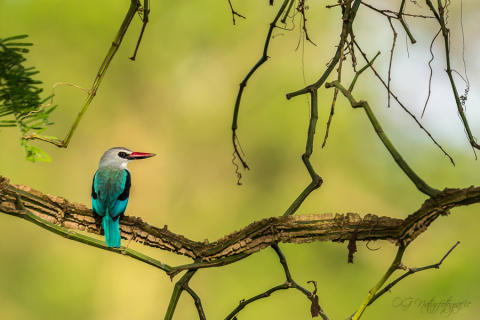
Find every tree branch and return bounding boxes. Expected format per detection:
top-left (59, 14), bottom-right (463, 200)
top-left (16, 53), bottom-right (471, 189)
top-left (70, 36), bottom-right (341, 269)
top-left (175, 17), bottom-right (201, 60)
top-left (325, 80), bottom-right (441, 197)
top-left (348, 51), bottom-right (380, 92)
top-left (164, 269), bottom-right (198, 320)
top-left (352, 245), bottom-right (407, 320)
top-left (22, 0), bottom-right (142, 148)
top-left (397, 0), bottom-right (416, 44)
top-left (424, 0), bottom-right (480, 150)
top-left (227, 0), bottom-right (246, 25)
top-left (186, 286), bottom-right (206, 320)
top-left (231, 0), bottom-right (290, 173)
top-left (1, 175), bottom-right (480, 272)
top-left (7, 191), bottom-right (173, 273)
top-left (129, 0), bottom-right (150, 61)
top-left (283, 89), bottom-right (323, 216)
top-left (225, 243), bottom-right (329, 320)
top-left (272, 243), bottom-right (329, 319)
top-left (224, 283), bottom-right (297, 320)
top-left (352, 41), bottom-right (455, 166)
top-left (168, 253), bottom-right (250, 279)
top-left (286, 0), bottom-right (362, 99)
top-left (367, 241), bottom-right (460, 307)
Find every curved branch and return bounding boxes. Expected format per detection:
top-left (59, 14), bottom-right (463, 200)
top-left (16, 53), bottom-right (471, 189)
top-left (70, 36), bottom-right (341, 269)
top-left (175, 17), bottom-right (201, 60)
top-left (231, 0), bottom-right (290, 171)
top-left (185, 286), bottom-right (206, 320)
top-left (224, 244), bottom-right (329, 319)
top-left (367, 241), bottom-right (460, 308)
top-left (325, 80), bottom-right (441, 197)
top-left (352, 245), bottom-right (407, 320)
top-left (352, 41), bottom-right (455, 166)
top-left (164, 269), bottom-right (198, 320)
top-left (1, 175), bottom-right (480, 268)
top-left (283, 89), bottom-right (323, 216)
top-left (3, 189), bottom-right (172, 273)
top-left (224, 283), bottom-right (304, 320)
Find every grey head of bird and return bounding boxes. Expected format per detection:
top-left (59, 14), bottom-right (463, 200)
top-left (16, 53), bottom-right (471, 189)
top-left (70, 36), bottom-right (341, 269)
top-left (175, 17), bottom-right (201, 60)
top-left (98, 147), bottom-right (156, 170)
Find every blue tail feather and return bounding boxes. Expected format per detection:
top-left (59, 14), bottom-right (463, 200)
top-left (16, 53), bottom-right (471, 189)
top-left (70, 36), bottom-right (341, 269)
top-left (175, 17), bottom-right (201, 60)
top-left (102, 214), bottom-right (121, 248)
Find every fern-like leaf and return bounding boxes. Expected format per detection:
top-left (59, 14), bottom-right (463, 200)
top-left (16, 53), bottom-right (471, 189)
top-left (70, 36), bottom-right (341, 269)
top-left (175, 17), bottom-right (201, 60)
top-left (0, 35), bottom-right (56, 162)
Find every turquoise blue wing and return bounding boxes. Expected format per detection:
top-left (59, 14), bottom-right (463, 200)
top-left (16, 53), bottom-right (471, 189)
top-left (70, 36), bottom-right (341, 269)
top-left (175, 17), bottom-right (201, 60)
top-left (91, 171), bottom-right (105, 216)
top-left (92, 168), bottom-right (131, 219)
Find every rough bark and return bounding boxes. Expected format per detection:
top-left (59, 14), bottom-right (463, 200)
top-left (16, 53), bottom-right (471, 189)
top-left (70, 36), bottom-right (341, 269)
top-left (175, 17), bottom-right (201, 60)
top-left (1, 175), bottom-right (479, 262)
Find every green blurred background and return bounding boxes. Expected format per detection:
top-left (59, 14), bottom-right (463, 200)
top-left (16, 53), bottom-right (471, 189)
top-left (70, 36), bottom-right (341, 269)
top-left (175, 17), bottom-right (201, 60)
top-left (1, 0), bottom-right (480, 319)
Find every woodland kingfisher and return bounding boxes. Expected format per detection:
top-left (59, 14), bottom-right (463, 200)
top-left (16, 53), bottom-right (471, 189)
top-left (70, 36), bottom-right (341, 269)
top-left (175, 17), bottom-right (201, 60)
top-left (91, 147), bottom-right (155, 248)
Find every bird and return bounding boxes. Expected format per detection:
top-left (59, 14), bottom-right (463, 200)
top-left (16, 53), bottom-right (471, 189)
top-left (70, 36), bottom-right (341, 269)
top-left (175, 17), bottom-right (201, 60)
top-left (91, 147), bottom-right (155, 248)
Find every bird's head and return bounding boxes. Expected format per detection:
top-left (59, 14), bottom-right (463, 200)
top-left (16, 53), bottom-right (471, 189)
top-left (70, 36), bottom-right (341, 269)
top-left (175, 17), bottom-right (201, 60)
top-left (98, 147), bottom-right (156, 169)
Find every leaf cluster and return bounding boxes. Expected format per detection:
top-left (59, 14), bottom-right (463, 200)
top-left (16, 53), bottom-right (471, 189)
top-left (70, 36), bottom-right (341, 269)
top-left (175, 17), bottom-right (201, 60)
top-left (0, 35), bottom-right (56, 162)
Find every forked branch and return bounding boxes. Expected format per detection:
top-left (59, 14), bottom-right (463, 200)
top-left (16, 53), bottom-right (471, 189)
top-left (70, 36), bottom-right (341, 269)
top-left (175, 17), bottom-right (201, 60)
top-left (22, 0), bottom-right (142, 148)
top-left (1, 175), bottom-right (475, 319)
top-left (225, 243), bottom-right (328, 320)
top-left (325, 80), bottom-right (441, 197)
top-left (231, 0), bottom-right (290, 174)
top-left (367, 241), bottom-right (460, 308)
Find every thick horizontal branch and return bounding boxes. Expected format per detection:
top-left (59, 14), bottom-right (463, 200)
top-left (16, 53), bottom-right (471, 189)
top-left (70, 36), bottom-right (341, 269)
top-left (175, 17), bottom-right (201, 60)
top-left (1, 175), bottom-right (480, 263)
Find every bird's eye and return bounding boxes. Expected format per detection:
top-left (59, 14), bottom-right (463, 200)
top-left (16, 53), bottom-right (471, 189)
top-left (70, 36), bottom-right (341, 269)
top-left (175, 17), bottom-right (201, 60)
top-left (118, 152), bottom-right (127, 158)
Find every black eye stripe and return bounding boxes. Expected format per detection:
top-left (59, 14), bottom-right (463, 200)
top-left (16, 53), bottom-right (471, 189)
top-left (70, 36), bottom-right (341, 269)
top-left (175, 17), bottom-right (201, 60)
top-left (118, 152), bottom-right (128, 158)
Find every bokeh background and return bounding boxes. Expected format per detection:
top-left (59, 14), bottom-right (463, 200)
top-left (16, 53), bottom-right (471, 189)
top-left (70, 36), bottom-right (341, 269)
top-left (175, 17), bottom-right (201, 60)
top-left (1, 0), bottom-right (480, 319)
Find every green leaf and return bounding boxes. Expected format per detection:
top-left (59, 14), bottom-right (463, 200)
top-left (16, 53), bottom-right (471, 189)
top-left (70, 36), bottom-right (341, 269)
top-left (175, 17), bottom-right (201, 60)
top-left (4, 43), bottom-right (33, 47)
top-left (1, 35), bottom-right (29, 42)
top-left (1, 34), bottom-right (56, 162)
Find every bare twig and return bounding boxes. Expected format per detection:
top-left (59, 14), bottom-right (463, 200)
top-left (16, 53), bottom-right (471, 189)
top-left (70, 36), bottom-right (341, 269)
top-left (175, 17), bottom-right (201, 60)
top-left (361, 1), bottom-right (397, 18)
top-left (348, 51), bottom-right (381, 92)
top-left (397, 0), bottom-right (417, 44)
top-left (129, 0), bottom-right (150, 61)
top-left (22, 0), bottom-right (142, 148)
top-left (283, 89), bottom-right (323, 216)
top-left (354, 40), bottom-right (455, 166)
top-left (225, 283), bottom-right (304, 320)
top-left (224, 244), bottom-right (329, 320)
top-left (281, 0), bottom-right (296, 24)
top-left (24, 82), bottom-right (89, 118)
top-left (231, 0), bottom-right (290, 179)
top-left (186, 286), bottom-right (206, 320)
top-left (352, 246), bottom-right (407, 320)
top-left (361, 1), bottom-right (434, 19)
top-left (458, 0), bottom-right (470, 122)
top-left (326, 2), bottom-right (347, 9)
top-left (326, 80), bottom-right (441, 198)
top-left (367, 242), bottom-right (460, 307)
top-left (297, 0), bottom-right (316, 45)
top-left (322, 0), bottom-right (351, 147)
top-left (287, 0), bottom-right (362, 99)
top-left (424, 0), bottom-right (480, 150)
top-left (387, 17), bottom-right (397, 108)
top-left (227, 0), bottom-right (246, 25)
top-left (422, 29), bottom-right (441, 118)
top-left (322, 88), bottom-right (339, 148)
top-left (164, 270), bottom-right (198, 320)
